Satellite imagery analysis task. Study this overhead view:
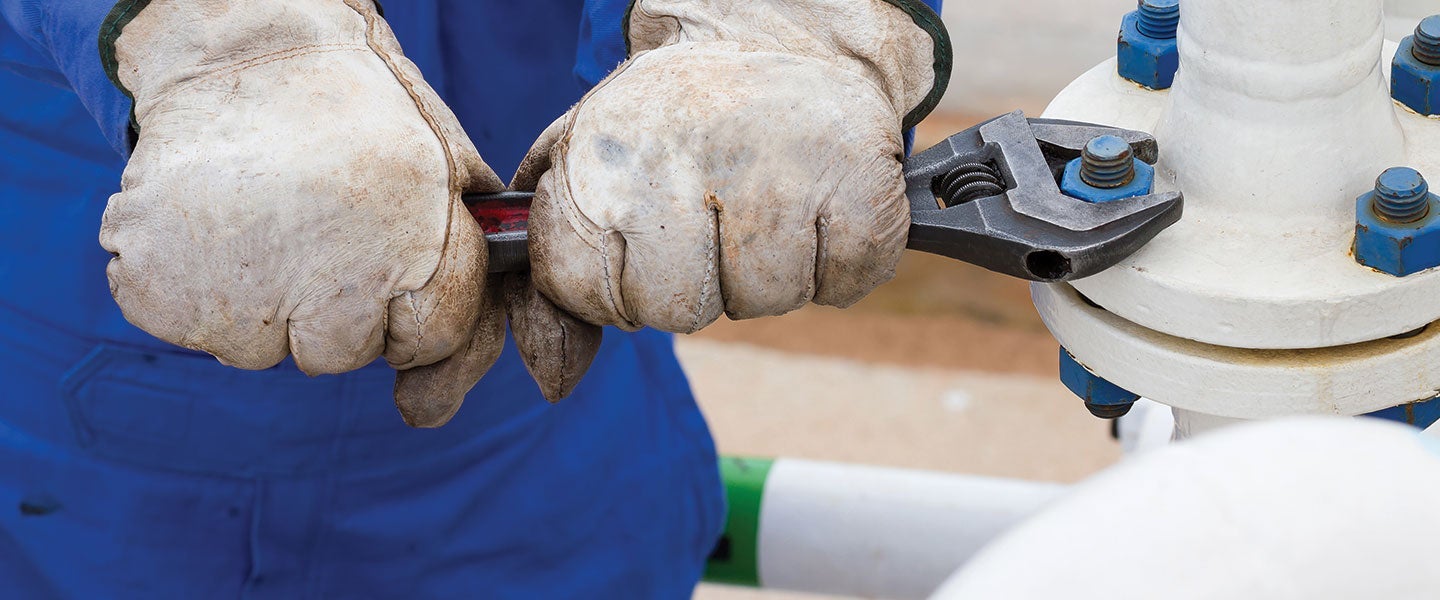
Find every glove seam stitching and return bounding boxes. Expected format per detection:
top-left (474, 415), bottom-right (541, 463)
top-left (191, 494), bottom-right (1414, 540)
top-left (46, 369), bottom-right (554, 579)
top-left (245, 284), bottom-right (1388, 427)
top-left (808, 216), bottom-right (827, 307)
top-left (549, 142), bottom-right (608, 245)
top-left (546, 140), bottom-right (631, 325)
top-left (343, 0), bottom-right (462, 363)
top-left (406, 291), bottom-right (423, 366)
top-left (694, 197), bottom-right (721, 332)
top-left (548, 75), bottom-right (646, 327)
top-left (599, 231), bottom-right (632, 328)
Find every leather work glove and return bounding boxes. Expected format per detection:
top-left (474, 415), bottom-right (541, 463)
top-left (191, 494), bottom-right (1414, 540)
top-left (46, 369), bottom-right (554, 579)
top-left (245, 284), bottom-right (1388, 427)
top-left (524, 0), bottom-right (951, 333)
top-left (99, 0), bottom-right (597, 426)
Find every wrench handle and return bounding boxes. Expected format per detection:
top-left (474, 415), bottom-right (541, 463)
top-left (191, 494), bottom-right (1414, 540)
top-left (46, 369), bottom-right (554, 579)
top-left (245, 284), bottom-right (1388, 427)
top-left (465, 191), bottom-right (532, 274)
top-left (466, 190), bottom-right (950, 275)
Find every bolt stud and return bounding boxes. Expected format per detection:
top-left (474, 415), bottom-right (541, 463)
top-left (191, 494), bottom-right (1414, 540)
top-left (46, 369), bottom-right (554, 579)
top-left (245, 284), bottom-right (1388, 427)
top-left (1085, 402), bottom-right (1134, 419)
top-left (1059, 349), bottom-right (1140, 421)
top-left (1413, 15), bottom-right (1440, 67)
top-left (1079, 135), bottom-right (1137, 189)
top-left (1373, 167), bottom-right (1431, 223)
top-left (1136, 0), bottom-right (1180, 40)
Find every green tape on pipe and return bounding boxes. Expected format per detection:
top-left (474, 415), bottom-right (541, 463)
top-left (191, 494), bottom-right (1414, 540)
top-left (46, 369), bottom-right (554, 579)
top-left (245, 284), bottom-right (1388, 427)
top-left (703, 456), bottom-right (775, 587)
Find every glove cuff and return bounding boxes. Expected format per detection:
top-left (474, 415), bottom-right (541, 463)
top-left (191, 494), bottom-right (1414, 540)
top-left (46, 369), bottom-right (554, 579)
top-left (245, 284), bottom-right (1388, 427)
top-left (623, 0), bottom-right (952, 130)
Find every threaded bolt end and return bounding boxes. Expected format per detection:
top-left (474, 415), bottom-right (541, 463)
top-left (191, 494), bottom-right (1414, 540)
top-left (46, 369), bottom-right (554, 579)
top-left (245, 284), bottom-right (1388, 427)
top-left (1136, 0), bottom-right (1180, 39)
top-left (1373, 167), bottom-right (1431, 223)
top-left (1414, 15), bottom-right (1440, 66)
top-left (1079, 135), bottom-right (1137, 189)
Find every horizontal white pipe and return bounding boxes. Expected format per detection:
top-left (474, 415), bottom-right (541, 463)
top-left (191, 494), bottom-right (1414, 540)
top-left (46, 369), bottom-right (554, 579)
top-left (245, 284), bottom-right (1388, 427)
top-left (756, 459), bottom-right (1066, 599)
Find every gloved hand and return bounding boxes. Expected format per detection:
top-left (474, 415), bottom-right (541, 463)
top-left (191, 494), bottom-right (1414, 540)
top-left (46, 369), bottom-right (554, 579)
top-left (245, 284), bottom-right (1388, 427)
top-left (523, 0), bottom-right (951, 332)
top-left (99, 0), bottom-right (597, 426)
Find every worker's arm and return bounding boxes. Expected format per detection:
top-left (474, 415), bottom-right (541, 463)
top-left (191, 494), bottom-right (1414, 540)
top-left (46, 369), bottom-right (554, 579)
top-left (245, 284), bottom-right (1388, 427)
top-left (529, 0), bottom-right (951, 333)
top-left (0, 1), bottom-right (133, 155)
top-left (5, 0), bottom-right (598, 424)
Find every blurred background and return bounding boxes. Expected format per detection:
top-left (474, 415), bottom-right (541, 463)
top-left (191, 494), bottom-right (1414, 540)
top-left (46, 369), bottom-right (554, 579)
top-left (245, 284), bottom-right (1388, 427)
top-left (690, 1), bottom-right (1437, 598)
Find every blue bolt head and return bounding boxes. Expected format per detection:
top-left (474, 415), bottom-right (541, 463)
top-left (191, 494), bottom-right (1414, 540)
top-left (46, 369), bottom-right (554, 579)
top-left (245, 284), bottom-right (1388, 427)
top-left (1118, 11), bottom-right (1180, 90)
top-left (1354, 170), bottom-right (1440, 277)
top-left (1060, 154), bottom-right (1155, 203)
top-left (1059, 349), bottom-right (1139, 419)
top-left (1392, 19), bottom-right (1440, 116)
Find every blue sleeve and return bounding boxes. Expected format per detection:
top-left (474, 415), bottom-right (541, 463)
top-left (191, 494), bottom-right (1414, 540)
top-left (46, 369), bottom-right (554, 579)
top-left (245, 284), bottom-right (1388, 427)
top-left (0, 0), bottom-right (133, 156)
top-left (574, 0), bottom-right (629, 88)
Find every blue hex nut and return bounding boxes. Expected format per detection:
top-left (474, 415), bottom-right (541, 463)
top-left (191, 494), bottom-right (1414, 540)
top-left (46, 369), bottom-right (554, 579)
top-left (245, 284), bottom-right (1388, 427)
top-left (1059, 348), bottom-right (1140, 419)
top-left (1392, 16), bottom-right (1440, 116)
top-left (1365, 395), bottom-right (1440, 430)
top-left (1117, 0), bottom-right (1180, 90)
top-left (1059, 135), bottom-right (1156, 203)
top-left (1354, 167), bottom-right (1440, 277)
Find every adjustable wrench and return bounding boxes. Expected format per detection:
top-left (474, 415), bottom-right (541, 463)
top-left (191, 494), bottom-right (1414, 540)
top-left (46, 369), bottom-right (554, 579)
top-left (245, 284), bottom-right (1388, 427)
top-left (465, 111), bottom-right (1183, 281)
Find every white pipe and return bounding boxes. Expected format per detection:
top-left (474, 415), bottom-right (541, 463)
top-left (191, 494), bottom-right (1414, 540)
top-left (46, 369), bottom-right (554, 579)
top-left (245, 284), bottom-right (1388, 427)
top-left (930, 418), bottom-right (1440, 599)
top-left (753, 459), bottom-right (1066, 599)
top-left (1116, 398), bottom-right (1175, 452)
top-left (1155, 0), bottom-right (1404, 227)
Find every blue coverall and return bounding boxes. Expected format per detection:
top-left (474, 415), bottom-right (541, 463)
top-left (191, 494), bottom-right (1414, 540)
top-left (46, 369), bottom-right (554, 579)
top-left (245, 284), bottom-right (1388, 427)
top-left (0, 2), bottom-right (726, 597)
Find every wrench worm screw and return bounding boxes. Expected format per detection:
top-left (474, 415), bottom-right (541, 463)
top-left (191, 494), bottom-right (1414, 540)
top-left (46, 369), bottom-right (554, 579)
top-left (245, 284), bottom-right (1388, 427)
top-left (936, 162), bottom-right (1005, 207)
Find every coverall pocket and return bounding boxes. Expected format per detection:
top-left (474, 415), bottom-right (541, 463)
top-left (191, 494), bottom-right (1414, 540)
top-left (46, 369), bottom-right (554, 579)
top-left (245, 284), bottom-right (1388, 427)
top-left (60, 346), bottom-right (196, 449)
top-left (58, 344), bottom-right (347, 477)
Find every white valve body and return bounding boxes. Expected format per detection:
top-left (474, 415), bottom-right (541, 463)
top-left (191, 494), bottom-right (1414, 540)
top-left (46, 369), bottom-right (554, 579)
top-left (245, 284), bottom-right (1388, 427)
top-left (1037, 0), bottom-right (1440, 424)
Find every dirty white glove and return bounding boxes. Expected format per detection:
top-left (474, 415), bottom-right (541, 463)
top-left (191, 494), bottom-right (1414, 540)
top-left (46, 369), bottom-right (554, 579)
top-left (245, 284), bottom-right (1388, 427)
top-left (524, 0), bottom-right (951, 332)
top-left (99, 0), bottom-right (596, 425)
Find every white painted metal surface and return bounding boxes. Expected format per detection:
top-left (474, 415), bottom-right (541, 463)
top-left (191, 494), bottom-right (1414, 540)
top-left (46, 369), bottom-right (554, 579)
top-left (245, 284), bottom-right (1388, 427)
top-left (756, 459), bottom-right (1065, 600)
top-left (930, 418), bottom-right (1440, 599)
top-left (1035, 0), bottom-right (1440, 422)
top-left (1115, 398), bottom-right (1174, 453)
top-left (1044, 3), bottom-right (1440, 349)
top-left (1034, 282), bottom-right (1440, 419)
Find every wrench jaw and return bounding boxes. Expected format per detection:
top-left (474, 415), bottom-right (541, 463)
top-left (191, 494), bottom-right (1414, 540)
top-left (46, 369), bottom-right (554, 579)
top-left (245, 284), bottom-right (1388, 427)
top-left (903, 111), bottom-right (1184, 282)
top-left (907, 192), bottom-right (1182, 282)
top-left (1037, 193), bottom-right (1182, 281)
top-left (1029, 118), bottom-right (1160, 166)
